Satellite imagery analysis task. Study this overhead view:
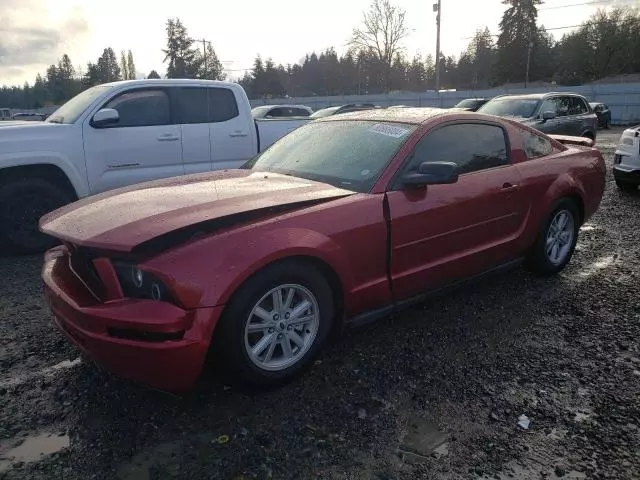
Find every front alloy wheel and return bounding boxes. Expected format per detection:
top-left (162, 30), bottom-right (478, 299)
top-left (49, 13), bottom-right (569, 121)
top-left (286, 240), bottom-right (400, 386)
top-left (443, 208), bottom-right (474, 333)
top-left (213, 260), bottom-right (334, 390)
top-left (245, 284), bottom-right (320, 372)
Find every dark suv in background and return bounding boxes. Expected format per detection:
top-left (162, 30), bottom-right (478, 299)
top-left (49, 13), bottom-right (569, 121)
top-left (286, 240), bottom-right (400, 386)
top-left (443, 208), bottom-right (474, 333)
top-left (478, 92), bottom-right (598, 141)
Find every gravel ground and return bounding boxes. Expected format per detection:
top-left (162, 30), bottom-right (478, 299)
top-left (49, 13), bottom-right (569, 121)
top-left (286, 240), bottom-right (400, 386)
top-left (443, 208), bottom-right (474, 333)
top-left (1, 128), bottom-right (639, 480)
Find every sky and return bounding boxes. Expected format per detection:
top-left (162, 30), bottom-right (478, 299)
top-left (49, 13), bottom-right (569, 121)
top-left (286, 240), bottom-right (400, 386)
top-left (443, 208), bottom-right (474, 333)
top-left (1, 0), bottom-right (638, 87)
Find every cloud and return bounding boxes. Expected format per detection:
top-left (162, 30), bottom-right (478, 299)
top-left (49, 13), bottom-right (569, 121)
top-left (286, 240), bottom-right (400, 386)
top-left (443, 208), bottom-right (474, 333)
top-left (0, 0), bottom-right (88, 84)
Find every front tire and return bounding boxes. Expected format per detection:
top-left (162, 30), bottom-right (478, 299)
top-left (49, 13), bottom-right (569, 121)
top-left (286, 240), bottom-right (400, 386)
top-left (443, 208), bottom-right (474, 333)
top-left (213, 260), bottom-right (334, 390)
top-left (526, 199), bottom-right (580, 275)
top-left (0, 178), bottom-right (72, 254)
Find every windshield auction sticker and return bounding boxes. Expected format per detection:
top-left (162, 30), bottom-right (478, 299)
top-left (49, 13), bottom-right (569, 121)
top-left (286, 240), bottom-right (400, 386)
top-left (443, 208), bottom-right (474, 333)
top-left (369, 123), bottom-right (410, 138)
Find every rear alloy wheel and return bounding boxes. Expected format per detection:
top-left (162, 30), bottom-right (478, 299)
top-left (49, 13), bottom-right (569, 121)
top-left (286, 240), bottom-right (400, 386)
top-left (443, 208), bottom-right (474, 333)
top-left (616, 180), bottom-right (638, 193)
top-left (526, 199), bottom-right (579, 275)
top-left (214, 261), bottom-right (334, 390)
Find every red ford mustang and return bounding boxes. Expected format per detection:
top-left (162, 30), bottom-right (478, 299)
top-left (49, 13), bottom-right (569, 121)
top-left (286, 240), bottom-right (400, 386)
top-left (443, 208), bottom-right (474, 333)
top-left (40, 108), bottom-right (606, 393)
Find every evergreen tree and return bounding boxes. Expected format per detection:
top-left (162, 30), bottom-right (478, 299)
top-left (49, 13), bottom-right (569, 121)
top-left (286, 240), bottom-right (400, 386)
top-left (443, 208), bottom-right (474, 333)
top-left (163, 18), bottom-right (200, 78)
top-left (126, 50), bottom-right (136, 80)
top-left (495, 0), bottom-right (543, 84)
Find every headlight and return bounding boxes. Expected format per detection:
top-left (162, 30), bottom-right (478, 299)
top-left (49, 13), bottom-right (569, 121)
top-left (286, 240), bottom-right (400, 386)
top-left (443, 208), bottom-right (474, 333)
top-left (113, 262), bottom-right (171, 302)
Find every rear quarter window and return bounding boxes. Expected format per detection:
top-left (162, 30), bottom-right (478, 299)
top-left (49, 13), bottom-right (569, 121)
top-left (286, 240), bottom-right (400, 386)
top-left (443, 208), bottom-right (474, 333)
top-left (519, 129), bottom-right (554, 159)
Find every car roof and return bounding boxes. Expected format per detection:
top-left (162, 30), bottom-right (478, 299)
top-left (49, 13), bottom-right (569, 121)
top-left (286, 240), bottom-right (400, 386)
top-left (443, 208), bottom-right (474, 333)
top-left (492, 92), bottom-right (587, 101)
top-left (316, 107), bottom-right (460, 125)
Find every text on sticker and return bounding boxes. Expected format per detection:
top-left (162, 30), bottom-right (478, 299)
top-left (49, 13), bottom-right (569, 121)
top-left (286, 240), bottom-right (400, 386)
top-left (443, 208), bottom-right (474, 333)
top-left (369, 123), bottom-right (410, 138)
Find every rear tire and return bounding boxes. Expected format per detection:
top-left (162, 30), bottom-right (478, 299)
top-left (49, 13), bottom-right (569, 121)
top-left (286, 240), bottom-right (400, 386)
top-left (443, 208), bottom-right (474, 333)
top-left (0, 178), bottom-right (72, 254)
top-left (525, 199), bottom-right (580, 276)
top-left (212, 260), bottom-right (334, 390)
top-left (616, 179), bottom-right (638, 193)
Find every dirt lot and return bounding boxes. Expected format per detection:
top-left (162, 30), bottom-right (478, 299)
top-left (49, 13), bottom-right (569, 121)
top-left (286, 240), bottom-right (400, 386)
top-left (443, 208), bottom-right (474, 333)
top-left (1, 128), bottom-right (639, 480)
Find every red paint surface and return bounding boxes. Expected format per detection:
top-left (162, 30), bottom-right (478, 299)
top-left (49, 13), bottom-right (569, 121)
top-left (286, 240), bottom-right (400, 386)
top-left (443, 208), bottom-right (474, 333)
top-left (40, 109), bottom-right (606, 392)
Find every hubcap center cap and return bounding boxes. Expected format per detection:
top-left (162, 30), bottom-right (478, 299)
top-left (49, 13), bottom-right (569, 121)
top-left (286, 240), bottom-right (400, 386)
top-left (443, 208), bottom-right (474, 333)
top-left (279, 322), bottom-right (286, 330)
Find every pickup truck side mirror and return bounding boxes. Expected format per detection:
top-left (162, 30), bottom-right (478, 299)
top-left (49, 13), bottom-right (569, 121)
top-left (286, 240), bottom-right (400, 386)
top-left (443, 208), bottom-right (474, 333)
top-left (541, 111), bottom-right (556, 122)
top-left (403, 161), bottom-right (459, 188)
top-left (91, 108), bottom-right (119, 128)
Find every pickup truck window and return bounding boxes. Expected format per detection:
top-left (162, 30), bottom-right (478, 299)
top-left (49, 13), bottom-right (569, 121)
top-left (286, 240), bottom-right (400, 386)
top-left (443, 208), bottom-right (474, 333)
top-left (46, 85), bottom-right (112, 124)
top-left (176, 87), bottom-right (239, 124)
top-left (209, 88), bottom-right (239, 122)
top-left (246, 120), bottom-right (416, 193)
top-left (178, 87), bottom-right (209, 124)
top-left (404, 123), bottom-right (509, 176)
top-left (105, 89), bottom-right (171, 127)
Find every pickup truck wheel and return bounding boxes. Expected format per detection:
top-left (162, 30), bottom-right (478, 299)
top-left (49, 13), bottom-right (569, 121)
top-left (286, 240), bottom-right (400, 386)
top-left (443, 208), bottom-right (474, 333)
top-left (526, 199), bottom-right (580, 276)
top-left (615, 180), bottom-right (637, 193)
top-left (0, 178), bottom-right (72, 254)
top-left (213, 260), bottom-right (334, 390)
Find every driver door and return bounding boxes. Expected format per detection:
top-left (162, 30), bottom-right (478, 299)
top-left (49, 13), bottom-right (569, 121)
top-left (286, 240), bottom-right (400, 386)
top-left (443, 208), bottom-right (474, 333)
top-left (386, 121), bottom-right (527, 301)
top-left (82, 87), bottom-right (183, 194)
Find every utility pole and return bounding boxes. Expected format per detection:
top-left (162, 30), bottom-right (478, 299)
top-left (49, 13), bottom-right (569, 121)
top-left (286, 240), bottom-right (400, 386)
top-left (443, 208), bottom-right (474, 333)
top-left (525, 28), bottom-right (533, 88)
top-left (195, 38), bottom-right (209, 75)
top-left (434, 0), bottom-right (442, 93)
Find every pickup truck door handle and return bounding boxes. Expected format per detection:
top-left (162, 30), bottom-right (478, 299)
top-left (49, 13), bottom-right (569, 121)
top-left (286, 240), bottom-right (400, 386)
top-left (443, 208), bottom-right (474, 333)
top-left (229, 131), bottom-right (249, 138)
top-left (502, 182), bottom-right (519, 190)
top-left (157, 134), bottom-right (180, 141)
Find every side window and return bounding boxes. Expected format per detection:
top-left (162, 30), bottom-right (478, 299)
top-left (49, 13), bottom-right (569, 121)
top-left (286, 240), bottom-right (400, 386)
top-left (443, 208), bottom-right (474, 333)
top-left (568, 97), bottom-right (588, 115)
top-left (554, 97), bottom-right (571, 117)
top-left (403, 123), bottom-right (509, 177)
top-left (267, 108), bottom-right (283, 118)
top-left (520, 129), bottom-right (553, 159)
top-left (540, 99), bottom-right (557, 117)
top-left (293, 108), bottom-right (310, 117)
top-left (208, 88), bottom-right (239, 123)
top-left (177, 87), bottom-right (209, 124)
top-left (105, 89), bottom-right (170, 127)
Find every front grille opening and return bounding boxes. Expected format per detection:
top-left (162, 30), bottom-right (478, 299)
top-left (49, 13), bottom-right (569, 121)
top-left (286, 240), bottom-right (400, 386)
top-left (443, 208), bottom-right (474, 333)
top-left (107, 327), bottom-right (185, 343)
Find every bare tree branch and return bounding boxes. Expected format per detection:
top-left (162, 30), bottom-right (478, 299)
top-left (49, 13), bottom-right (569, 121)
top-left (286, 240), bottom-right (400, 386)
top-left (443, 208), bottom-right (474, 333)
top-left (348, 0), bottom-right (409, 91)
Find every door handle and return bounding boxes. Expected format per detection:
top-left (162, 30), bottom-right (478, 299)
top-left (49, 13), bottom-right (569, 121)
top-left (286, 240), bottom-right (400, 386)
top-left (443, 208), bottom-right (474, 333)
top-left (229, 131), bottom-right (249, 137)
top-left (157, 134), bottom-right (180, 141)
top-left (502, 182), bottom-right (519, 190)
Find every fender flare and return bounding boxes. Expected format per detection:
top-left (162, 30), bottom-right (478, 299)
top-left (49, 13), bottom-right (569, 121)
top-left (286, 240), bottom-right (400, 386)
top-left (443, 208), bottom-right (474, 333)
top-left (0, 152), bottom-right (88, 198)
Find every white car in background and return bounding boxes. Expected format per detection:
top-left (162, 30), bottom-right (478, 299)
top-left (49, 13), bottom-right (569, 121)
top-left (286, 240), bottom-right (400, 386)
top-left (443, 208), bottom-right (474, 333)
top-left (251, 104), bottom-right (313, 118)
top-left (613, 125), bottom-right (640, 192)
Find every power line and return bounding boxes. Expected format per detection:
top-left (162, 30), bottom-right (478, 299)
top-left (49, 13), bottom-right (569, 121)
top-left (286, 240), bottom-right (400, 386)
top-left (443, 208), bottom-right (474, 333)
top-left (539, 0), bottom-right (635, 10)
top-left (461, 16), bottom-right (640, 39)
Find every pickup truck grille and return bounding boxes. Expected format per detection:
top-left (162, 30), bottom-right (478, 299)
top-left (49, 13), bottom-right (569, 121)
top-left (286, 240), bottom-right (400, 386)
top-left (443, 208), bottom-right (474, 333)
top-left (67, 244), bottom-right (105, 300)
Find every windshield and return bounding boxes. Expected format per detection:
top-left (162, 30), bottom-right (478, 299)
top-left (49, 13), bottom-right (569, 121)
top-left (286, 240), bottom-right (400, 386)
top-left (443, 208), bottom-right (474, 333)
top-left (455, 99), bottom-right (481, 108)
top-left (46, 85), bottom-right (112, 124)
top-left (478, 98), bottom-right (541, 118)
top-left (310, 107), bottom-right (341, 118)
top-left (244, 120), bottom-right (416, 192)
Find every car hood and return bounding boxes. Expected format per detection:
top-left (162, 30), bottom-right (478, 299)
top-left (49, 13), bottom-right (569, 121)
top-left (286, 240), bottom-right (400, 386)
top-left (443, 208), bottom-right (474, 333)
top-left (40, 170), bottom-right (355, 253)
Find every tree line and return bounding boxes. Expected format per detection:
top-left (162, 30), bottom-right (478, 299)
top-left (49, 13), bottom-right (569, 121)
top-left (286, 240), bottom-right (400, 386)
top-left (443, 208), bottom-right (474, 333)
top-left (1, 0), bottom-right (639, 109)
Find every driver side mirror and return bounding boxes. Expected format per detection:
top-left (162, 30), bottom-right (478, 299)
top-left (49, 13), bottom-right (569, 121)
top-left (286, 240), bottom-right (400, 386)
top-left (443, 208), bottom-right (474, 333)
top-left (541, 110), bottom-right (556, 122)
top-left (403, 161), bottom-right (459, 188)
top-left (91, 108), bottom-right (119, 128)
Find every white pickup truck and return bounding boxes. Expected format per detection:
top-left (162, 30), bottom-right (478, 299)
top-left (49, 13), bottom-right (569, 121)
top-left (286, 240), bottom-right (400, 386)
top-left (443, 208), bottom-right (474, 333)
top-left (0, 79), bottom-right (311, 253)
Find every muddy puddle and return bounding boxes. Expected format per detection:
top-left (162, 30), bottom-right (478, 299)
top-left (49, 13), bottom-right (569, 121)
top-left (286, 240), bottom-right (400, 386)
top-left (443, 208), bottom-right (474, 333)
top-left (0, 432), bottom-right (70, 472)
top-left (398, 416), bottom-right (449, 461)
